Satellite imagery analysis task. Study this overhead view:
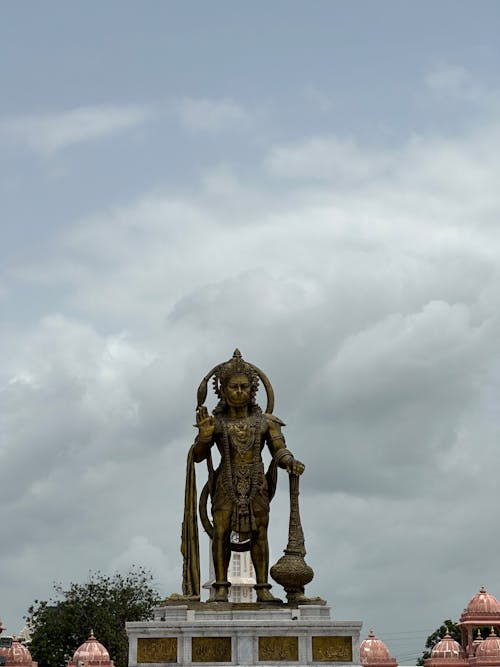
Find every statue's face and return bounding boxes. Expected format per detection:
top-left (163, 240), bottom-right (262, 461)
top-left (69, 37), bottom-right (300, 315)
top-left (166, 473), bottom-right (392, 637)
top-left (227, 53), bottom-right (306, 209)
top-left (223, 373), bottom-right (251, 408)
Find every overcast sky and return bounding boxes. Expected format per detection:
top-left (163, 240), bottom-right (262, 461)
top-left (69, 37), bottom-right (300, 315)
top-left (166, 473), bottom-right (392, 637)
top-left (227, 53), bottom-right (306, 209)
top-left (2, 1), bottom-right (500, 663)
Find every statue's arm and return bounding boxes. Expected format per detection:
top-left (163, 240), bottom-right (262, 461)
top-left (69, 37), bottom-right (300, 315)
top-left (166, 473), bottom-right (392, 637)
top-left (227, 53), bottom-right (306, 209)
top-left (193, 405), bottom-right (215, 462)
top-left (265, 414), bottom-right (305, 475)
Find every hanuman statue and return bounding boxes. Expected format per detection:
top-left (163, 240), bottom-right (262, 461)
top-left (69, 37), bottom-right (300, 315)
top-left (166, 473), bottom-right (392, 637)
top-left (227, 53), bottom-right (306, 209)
top-left (181, 349), bottom-right (304, 603)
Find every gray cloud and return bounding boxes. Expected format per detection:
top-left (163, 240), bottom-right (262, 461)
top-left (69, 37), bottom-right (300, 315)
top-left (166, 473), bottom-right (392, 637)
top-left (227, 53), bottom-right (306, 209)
top-left (2, 29), bottom-right (500, 664)
top-left (175, 98), bottom-right (251, 134)
top-left (0, 105), bottom-right (152, 156)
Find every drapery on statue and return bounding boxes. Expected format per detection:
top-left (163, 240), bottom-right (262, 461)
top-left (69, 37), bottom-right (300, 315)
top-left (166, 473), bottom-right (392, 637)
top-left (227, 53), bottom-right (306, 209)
top-left (181, 349), bottom-right (304, 603)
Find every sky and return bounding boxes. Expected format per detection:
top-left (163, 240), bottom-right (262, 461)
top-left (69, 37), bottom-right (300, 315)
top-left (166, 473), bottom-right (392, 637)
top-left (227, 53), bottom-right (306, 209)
top-left (1, 1), bottom-right (500, 663)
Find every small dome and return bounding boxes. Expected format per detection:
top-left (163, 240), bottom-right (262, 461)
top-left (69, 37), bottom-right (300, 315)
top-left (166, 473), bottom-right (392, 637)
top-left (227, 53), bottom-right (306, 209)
top-left (466, 588), bottom-right (500, 616)
top-left (432, 633), bottom-right (465, 659)
top-left (71, 632), bottom-right (111, 665)
top-left (473, 629), bottom-right (484, 653)
top-left (0, 636), bottom-right (34, 666)
top-left (360, 629), bottom-right (397, 665)
top-left (475, 629), bottom-right (500, 658)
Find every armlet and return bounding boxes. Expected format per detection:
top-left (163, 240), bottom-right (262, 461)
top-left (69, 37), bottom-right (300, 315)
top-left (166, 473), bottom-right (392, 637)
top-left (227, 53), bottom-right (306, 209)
top-left (273, 447), bottom-right (293, 464)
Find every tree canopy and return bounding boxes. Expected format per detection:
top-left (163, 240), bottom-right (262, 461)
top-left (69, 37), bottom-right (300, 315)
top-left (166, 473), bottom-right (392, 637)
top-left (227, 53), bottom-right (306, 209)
top-left (26, 567), bottom-right (161, 667)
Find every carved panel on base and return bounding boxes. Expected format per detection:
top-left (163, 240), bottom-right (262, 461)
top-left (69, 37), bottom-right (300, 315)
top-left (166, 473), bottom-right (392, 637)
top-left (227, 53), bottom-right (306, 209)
top-left (312, 636), bottom-right (353, 662)
top-left (191, 637), bottom-right (231, 663)
top-left (137, 638), bottom-right (177, 663)
top-left (258, 636), bottom-right (299, 662)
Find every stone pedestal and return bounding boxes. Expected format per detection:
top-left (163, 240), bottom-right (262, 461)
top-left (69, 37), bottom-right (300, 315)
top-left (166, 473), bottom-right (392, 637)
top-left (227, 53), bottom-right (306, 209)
top-left (126, 603), bottom-right (362, 667)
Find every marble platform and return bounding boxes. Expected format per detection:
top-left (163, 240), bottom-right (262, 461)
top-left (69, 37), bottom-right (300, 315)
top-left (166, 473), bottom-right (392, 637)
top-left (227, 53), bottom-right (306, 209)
top-left (126, 603), bottom-right (362, 667)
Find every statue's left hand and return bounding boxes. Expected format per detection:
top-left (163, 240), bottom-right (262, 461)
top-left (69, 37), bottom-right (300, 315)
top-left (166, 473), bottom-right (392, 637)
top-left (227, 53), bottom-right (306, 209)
top-left (285, 458), bottom-right (305, 476)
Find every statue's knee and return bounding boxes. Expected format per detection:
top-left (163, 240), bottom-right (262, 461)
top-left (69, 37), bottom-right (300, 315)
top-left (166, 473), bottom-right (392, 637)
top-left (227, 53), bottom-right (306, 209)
top-left (254, 516), bottom-right (269, 534)
top-left (213, 527), bottom-right (227, 540)
top-left (212, 513), bottom-right (231, 539)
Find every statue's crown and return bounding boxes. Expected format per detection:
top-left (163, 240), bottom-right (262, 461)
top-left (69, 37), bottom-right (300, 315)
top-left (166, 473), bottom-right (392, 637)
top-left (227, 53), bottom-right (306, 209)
top-left (216, 349), bottom-right (257, 386)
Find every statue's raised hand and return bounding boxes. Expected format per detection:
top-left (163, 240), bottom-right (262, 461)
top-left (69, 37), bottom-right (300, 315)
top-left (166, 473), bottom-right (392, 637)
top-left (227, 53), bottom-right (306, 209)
top-left (196, 405), bottom-right (215, 442)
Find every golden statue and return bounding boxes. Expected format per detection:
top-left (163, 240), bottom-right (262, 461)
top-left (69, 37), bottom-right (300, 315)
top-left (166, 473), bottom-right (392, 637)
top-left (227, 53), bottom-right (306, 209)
top-left (181, 349), bottom-right (305, 603)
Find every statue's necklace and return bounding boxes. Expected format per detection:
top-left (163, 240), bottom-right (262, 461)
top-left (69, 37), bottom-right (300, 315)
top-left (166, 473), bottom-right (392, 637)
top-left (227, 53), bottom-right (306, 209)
top-left (219, 411), bottom-right (263, 506)
top-left (226, 417), bottom-right (255, 455)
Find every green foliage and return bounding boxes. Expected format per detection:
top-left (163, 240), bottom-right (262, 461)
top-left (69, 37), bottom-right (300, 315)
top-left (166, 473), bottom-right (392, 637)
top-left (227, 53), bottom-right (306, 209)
top-left (26, 567), bottom-right (161, 667)
top-left (416, 620), bottom-right (461, 665)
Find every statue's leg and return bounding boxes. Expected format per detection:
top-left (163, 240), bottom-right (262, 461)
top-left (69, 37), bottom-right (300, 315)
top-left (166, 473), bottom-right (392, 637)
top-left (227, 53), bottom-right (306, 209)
top-left (251, 515), bottom-right (280, 602)
top-left (212, 509), bottom-right (232, 602)
top-left (250, 515), bottom-right (269, 585)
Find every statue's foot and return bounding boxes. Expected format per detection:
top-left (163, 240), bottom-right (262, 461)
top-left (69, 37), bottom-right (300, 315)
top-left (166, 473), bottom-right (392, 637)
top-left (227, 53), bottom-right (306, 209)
top-left (254, 583), bottom-right (281, 603)
top-left (213, 581), bottom-right (230, 602)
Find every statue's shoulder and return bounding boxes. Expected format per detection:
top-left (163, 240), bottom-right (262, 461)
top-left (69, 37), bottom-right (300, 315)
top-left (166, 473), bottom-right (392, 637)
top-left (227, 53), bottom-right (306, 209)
top-left (263, 412), bottom-right (286, 427)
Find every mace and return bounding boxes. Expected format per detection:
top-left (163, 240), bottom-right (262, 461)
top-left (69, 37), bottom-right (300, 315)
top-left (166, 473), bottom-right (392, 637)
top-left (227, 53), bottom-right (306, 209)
top-left (270, 471), bottom-right (314, 604)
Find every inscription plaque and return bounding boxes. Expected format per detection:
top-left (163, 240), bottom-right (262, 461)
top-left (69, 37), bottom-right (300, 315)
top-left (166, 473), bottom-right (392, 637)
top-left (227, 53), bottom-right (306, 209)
top-left (312, 636), bottom-right (353, 662)
top-left (192, 637), bottom-right (231, 663)
top-left (258, 636), bottom-right (299, 662)
top-left (137, 638), bottom-right (177, 663)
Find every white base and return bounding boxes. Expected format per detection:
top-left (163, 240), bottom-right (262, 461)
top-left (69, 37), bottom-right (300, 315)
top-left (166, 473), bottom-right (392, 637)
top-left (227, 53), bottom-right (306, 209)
top-left (126, 604), bottom-right (362, 666)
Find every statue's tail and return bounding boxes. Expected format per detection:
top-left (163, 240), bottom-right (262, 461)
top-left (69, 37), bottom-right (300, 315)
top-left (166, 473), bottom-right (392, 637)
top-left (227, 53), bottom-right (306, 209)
top-left (181, 445), bottom-right (200, 598)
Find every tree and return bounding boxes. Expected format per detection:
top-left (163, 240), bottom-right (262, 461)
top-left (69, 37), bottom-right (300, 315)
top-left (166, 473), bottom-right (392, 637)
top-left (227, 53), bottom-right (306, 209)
top-left (26, 567), bottom-right (161, 667)
top-left (417, 620), bottom-right (461, 665)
